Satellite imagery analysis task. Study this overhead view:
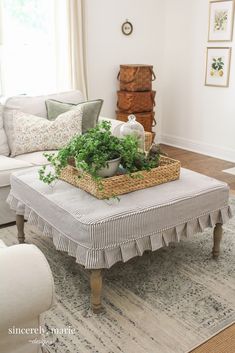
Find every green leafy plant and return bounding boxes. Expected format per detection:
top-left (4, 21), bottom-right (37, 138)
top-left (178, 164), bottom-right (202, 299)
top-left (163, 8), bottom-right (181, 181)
top-left (211, 57), bottom-right (224, 71)
top-left (38, 121), bottom-right (160, 187)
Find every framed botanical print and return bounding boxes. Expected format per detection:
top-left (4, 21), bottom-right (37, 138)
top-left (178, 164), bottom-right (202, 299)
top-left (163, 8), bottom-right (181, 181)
top-left (205, 47), bottom-right (232, 87)
top-left (208, 0), bottom-right (235, 41)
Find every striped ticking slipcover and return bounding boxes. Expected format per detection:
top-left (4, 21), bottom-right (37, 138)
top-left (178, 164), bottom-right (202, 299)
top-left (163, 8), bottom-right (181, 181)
top-left (7, 167), bottom-right (232, 269)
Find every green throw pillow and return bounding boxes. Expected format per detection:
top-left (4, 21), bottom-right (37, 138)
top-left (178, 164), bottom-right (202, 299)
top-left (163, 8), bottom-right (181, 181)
top-left (46, 99), bottom-right (103, 133)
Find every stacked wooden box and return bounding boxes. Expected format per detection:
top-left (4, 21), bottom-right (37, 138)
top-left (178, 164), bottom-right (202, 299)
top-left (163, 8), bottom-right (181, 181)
top-left (116, 64), bottom-right (156, 140)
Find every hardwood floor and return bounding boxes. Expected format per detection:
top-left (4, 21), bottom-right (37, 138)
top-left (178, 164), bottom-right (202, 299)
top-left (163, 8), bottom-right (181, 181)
top-left (160, 144), bottom-right (235, 195)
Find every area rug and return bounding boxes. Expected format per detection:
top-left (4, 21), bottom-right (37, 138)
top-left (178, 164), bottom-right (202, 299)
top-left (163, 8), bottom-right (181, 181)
top-left (0, 198), bottom-right (234, 353)
top-left (189, 322), bottom-right (235, 353)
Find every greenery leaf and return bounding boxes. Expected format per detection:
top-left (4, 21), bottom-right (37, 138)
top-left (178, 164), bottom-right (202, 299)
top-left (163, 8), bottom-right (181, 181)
top-left (38, 121), bottom-right (161, 197)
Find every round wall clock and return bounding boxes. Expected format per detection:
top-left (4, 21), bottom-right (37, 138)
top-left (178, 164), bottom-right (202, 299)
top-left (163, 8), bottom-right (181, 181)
top-left (122, 20), bottom-right (133, 36)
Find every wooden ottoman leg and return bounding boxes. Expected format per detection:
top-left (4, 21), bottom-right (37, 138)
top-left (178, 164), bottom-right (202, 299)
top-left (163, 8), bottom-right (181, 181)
top-left (213, 223), bottom-right (223, 259)
top-left (90, 269), bottom-right (103, 314)
top-left (16, 215), bottom-right (25, 244)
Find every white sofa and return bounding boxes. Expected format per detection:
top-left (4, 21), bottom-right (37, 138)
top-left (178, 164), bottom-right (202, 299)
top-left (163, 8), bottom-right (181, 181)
top-left (0, 239), bottom-right (55, 353)
top-left (0, 90), bottom-right (125, 225)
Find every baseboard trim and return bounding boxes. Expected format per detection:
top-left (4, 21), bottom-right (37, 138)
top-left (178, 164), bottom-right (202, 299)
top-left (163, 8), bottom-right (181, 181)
top-left (159, 133), bottom-right (235, 163)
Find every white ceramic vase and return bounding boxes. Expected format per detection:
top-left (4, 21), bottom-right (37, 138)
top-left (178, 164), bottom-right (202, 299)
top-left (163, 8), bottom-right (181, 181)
top-left (97, 157), bottom-right (121, 178)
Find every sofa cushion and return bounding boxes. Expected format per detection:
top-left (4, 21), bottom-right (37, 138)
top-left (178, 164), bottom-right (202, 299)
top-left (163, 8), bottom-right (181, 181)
top-left (15, 151), bottom-right (57, 166)
top-left (10, 106), bottom-right (83, 157)
top-left (46, 99), bottom-right (103, 133)
top-left (3, 90), bottom-right (84, 153)
top-left (0, 156), bottom-right (32, 187)
top-left (4, 90), bottom-right (84, 118)
top-left (0, 105), bottom-right (10, 156)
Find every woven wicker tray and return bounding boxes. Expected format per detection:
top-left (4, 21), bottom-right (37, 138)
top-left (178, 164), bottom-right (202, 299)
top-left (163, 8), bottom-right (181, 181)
top-left (59, 156), bottom-right (180, 199)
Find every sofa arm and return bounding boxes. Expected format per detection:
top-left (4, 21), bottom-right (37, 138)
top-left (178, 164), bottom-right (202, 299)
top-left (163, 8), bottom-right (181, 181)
top-left (99, 116), bottom-right (125, 136)
top-left (0, 243), bottom-right (55, 331)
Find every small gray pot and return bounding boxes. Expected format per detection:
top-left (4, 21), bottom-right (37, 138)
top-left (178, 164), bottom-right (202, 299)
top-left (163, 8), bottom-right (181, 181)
top-left (97, 157), bottom-right (121, 178)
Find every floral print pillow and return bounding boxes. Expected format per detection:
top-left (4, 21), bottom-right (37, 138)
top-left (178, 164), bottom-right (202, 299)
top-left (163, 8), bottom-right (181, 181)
top-left (11, 106), bottom-right (83, 157)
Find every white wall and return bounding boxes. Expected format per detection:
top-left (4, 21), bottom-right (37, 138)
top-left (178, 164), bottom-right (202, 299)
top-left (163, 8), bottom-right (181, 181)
top-left (86, 0), bottom-right (235, 162)
top-left (85, 0), bottom-right (165, 138)
top-left (161, 0), bottom-right (235, 162)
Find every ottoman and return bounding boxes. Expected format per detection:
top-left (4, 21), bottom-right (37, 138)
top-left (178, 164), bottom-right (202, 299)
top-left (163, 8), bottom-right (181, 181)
top-left (7, 167), bottom-right (232, 312)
